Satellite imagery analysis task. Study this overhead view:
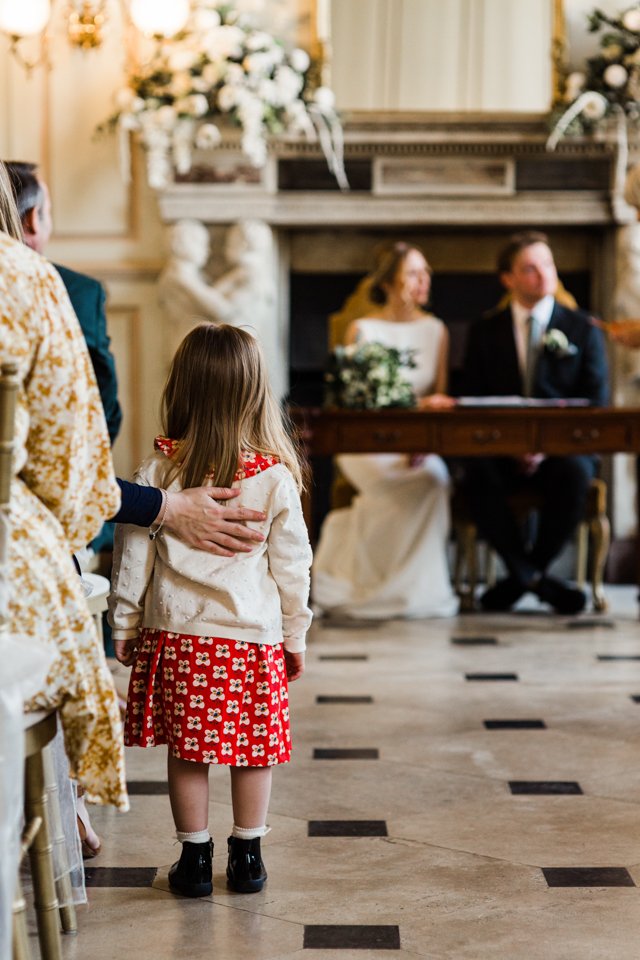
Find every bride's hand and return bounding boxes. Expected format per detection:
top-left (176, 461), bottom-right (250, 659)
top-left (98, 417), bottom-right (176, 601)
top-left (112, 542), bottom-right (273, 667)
top-left (418, 393), bottom-right (457, 410)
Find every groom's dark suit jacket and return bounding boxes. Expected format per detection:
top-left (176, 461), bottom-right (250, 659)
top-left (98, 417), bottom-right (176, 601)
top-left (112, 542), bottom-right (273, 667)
top-left (462, 301), bottom-right (609, 406)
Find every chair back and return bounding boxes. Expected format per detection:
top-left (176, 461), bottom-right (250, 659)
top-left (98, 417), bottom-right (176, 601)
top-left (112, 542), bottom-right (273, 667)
top-left (0, 361), bottom-right (18, 509)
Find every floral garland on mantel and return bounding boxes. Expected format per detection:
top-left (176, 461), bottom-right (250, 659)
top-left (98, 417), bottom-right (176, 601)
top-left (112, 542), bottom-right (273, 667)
top-left (102, 0), bottom-right (346, 190)
top-left (548, 4), bottom-right (640, 150)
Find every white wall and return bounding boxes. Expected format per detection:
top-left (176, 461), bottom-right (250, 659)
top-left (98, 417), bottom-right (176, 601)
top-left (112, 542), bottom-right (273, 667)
top-left (330, 0), bottom-right (553, 111)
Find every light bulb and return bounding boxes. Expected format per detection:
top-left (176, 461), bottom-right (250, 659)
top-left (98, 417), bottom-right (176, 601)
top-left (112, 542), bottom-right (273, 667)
top-left (130, 0), bottom-right (190, 38)
top-left (0, 0), bottom-right (50, 37)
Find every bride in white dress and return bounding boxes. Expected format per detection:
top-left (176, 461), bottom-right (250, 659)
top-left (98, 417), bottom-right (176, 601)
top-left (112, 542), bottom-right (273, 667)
top-left (312, 243), bottom-right (459, 619)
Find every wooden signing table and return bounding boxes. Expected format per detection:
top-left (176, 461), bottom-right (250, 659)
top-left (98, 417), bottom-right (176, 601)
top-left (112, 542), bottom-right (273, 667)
top-left (290, 403), bottom-right (640, 540)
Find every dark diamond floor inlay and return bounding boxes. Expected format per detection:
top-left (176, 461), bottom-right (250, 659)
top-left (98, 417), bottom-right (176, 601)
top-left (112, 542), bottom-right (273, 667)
top-left (484, 719), bottom-right (546, 730)
top-left (466, 673), bottom-right (519, 681)
top-left (84, 867), bottom-right (157, 888)
top-left (318, 655), bottom-right (369, 661)
top-left (566, 619), bottom-right (615, 630)
top-left (451, 636), bottom-right (498, 645)
top-left (308, 820), bottom-right (388, 837)
top-left (313, 748), bottom-right (379, 760)
top-left (316, 695), bottom-right (374, 704)
top-left (632, 695), bottom-right (640, 703)
top-left (543, 867), bottom-right (635, 888)
top-left (510, 781), bottom-right (583, 795)
top-left (597, 654), bottom-right (640, 661)
top-left (127, 781), bottom-right (169, 795)
top-left (303, 925), bottom-right (401, 950)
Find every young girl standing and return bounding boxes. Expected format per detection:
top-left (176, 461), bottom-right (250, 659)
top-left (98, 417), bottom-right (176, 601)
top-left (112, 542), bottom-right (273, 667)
top-left (109, 323), bottom-right (312, 898)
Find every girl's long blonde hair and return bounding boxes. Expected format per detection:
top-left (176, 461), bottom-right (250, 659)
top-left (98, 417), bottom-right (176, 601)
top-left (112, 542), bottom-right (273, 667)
top-left (162, 323), bottom-right (305, 492)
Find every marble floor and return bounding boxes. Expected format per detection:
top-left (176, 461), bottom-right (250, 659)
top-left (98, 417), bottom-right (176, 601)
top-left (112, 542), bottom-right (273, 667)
top-left (61, 587), bottom-right (640, 959)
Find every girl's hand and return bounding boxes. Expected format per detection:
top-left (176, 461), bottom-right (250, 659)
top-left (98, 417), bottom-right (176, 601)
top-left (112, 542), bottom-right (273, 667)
top-left (114, 637), bottom-right (139, 666)
top-left (284, 650), bottom-right (305, 682)
top-left (417, 393), bottom-right (457, 410)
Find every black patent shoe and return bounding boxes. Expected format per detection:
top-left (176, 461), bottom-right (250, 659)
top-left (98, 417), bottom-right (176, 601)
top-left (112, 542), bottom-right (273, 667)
top-left (168, 839), bottom-right (213, 897)
top-left (226, 836), bottom-right (267, 893)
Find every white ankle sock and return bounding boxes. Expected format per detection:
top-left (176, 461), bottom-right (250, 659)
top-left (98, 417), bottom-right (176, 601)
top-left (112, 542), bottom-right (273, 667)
top-left (176, 829), bottom-right (210, 844)
top-left (231, 824), bottom-right (270, 840)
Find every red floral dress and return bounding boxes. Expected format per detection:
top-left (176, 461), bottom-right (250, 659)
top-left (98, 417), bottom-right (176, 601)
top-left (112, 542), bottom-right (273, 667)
top-left (123, 447), bottom-right (291, 767)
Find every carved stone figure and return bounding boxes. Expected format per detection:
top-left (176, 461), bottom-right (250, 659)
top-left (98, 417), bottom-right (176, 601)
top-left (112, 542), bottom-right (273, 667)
top-left (159, 218), bottom-right (285, 397)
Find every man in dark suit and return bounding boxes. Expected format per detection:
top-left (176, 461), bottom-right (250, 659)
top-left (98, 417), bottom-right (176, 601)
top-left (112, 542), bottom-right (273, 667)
top-left (5, 161), bottom-right (121, 443)
top-left (462, 231), bottom-right (609, 614)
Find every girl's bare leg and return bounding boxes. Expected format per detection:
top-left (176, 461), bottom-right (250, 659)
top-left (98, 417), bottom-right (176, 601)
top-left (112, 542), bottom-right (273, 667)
top-left (229, 767), bottom-right (272, 828)
top-left (167, 755), bottom-right (210, 833)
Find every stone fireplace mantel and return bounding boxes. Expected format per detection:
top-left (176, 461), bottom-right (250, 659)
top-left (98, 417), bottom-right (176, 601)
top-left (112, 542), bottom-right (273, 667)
top-left (157, 113), bottom-right (635, 228)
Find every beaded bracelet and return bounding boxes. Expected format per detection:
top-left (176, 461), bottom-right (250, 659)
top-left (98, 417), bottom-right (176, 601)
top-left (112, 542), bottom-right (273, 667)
top-left (149, 489), bottom-right (169, 541)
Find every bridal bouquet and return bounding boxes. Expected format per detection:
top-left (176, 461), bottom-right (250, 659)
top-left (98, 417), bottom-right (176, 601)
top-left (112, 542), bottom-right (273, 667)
top-left (549, 4), bottom-right (640, 145)
top-left (324, 342), bottom-right (417, 411)
top-left (103, 0), bottom-right (345, 189)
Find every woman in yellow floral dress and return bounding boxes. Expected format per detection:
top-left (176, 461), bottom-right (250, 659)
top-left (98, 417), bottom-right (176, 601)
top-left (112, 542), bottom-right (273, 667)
top-left (0, 167), bottom-right (127, 810)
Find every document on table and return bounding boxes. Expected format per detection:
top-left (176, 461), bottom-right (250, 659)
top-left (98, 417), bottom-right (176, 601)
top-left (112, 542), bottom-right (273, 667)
top-left (456, 397), bottom-right (591, 408)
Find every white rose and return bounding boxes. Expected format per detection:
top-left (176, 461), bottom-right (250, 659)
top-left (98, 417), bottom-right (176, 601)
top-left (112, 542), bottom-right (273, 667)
top-left (115, 87), bottom-right (136, 110)
top-left (155, 105), bottom-right (178, 130)
top-left (275, 65), bottom-right (304, 103)
top-left (289, 48), bottom-right (310, 73)
top-left (313, 86), bottom-right (336, 111)
top-left (224, 63), bottom-right (245, 84)
top-left (192, 8), bottom-right (221, 31)
top-left (581, 91), bottom-right (608, 120)
top-left (131, 96), bottom-right (146, 113)
top-left (177, 94), bottom-right (209, 117)
top-left (564, 71), bottom-right (585, 102)
top-left (191, 77), bottom-right (210, 93)
top-left (195, 123), bottom-right (221, 149)
top-left (119, 113), bottom-right (139, 131)
top-left (244, 52), bottom-right (273, 75)
top-left (170, 72), bottom-right (194, 98)
top-left (622, 7), bottom-right (640, 31)
top-left (258, 79), bottom-right (279, 105)
top-left (603, 64), bottom-right (628, 88)
top-left (218, 84), bottom-right (238, 111)
top-left (246, 30), bottom-right (272, 51)
top-left (168, 48), bottom-right (200, 72)
top-left (202, 62), bottom-right (222, 85)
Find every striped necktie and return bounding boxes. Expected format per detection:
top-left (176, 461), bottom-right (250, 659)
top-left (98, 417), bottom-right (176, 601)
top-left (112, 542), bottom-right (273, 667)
top-left (524, 315), bottom-right (539, 397)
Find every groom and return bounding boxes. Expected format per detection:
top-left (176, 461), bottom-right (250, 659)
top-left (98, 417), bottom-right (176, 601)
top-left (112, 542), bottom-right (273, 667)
top-left (462, 231), bottom-right (609, 614)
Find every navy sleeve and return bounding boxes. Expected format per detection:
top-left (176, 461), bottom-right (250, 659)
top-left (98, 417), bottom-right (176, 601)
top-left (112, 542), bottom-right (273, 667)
top-left (112, 479), bottom-right (162, 526)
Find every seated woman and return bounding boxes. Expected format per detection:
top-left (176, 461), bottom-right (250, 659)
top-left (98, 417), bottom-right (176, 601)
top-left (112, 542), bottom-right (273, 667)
top-left (312, 242), bottom-right (458, 619)
top-left (0, 163), bottom-right (126, 811)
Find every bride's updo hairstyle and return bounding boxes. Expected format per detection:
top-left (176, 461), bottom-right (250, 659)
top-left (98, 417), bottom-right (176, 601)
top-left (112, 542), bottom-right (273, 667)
top-left (369, 242), bottom-right (431, 305)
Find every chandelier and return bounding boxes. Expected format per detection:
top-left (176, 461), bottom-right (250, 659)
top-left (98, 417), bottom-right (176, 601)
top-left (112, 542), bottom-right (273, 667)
top-left (0, 0), bottom-right (191, 68)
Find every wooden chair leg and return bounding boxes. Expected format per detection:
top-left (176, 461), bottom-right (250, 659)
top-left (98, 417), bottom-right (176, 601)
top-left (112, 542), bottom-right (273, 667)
top-left (590, 514), bottom-right (610, 613)
top-left (42, 746), bottom-right (77, 935)
top-left (456, 523), bottom-right (477, 612)
top-left (13, 816), bottom-right (42, 960)
top-left (24, 750), bottom-right (62, 960)
top-left (12, 876), bottom-right (31, 960)
top-left (575, 522), bottom-right (588, 588)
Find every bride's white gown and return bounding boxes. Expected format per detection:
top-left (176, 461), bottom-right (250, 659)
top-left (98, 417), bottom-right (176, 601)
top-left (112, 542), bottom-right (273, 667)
top-left (312, 316), bottom-right (458, 619)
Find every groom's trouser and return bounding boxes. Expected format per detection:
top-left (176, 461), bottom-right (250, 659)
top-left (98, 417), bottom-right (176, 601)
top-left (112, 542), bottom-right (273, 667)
top-left (464, 455), bottom-right (596, 584)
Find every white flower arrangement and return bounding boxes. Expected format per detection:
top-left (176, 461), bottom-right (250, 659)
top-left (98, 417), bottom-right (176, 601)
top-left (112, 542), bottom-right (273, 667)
top-left (548, 3), bottom-right (640, 147)
top-left (325, 342), bottom-right (417, 411)
top-left (102, 0), bottom-right (346, 190)
top-left (542, 329), bottom-right (578, 357)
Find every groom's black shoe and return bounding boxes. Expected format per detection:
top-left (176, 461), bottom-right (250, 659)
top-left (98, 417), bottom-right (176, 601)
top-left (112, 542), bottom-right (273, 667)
top-left (480, 576), bottom-right (526, 612)
top-left (534, 575), bottom-right (586, 615)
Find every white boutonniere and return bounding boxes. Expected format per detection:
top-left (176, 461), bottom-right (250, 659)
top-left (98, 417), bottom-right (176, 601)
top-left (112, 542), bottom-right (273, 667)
top-left (542, 329), bottom-right (578, 358)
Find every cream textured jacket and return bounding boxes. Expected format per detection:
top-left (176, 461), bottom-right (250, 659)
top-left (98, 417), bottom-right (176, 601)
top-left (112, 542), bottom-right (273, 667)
top-left (108, 445), bottom-right (313, 652)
